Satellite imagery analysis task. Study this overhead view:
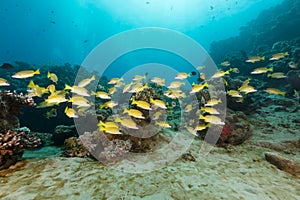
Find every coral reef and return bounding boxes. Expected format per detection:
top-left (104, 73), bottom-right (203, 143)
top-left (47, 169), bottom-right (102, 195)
top-left (0, 90), bottom-right (35, 132)
top-left (52, 125), bottom-right (78, 146)
top-left (0, 130), bottom-right (41, 170)
top-left (63, 137), bottom-right (90, 158)
top-left (79, 131), bottom-right (132, 162)
top-left (218, 109), bottom-right (252, 146)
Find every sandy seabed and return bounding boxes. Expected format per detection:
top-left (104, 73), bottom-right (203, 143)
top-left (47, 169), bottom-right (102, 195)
top-left (0, 101), bottom-right (300, 200)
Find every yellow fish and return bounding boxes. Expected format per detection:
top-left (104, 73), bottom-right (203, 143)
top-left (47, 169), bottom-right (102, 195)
top-left (238, 85), bottom-right (257, 94)
top-left (65, 107), bottom-right (78, 118)
top-left (108, 77), bottom-right (123, 85)
top-left (47, 72), bottom-right (58, 83)
top-left (242, 78), bottom-right (251, 87)
top-left (131, 99), bottom-right (152, 110)
top-left (265, 88), bottom-right (286, 96)
top-left (196, 65), bottom-right (206, 70)
top-left (123, 83), bottom-right (133, 93)
top-left (211, 70), bottom-right (230, 78)
top-left (167, 81), bottom-right (185, 89)
top-left (123, 108), bottom-right (145, 119)
top-left (0, 78), bottom-right (10, 86)
top-left (205, 99), bottom-right (221, 106)
top-left (115, 117), bottom-right (138, 129)
top-left (99, 101), bottom-right (118, 109)
top-left (269, 52), bottom-right (289, 61)
top-left (200, 107), bottom-right (220, 115)
top-left (251, 67), bottom-right (273, 74)
top-left (184, 104), bottom-right (192, 112)
top-left (100, 126), bottom-right (122, 134)
top-left (78, 75), bottom-right (95, 88)
top-left (155, 121), bottom-right (171, 128)
top-left (65, 84), bottom-right (90, 96)
top-left (246, 56), bottom-right (265, 63)
top-left (91, 91), bottom-right (111, 99)
top-left (150, 77), bottom-right (165, 86)
top-left (45, 94), bottom-right (68, 105)
top-left (199, 73), bottom-right (206, 80)
top-left (175, 72), bottom-right (190, 80)
top-left (132, 75), bottom-right (147, 81)
top-left (150, 98), bottom-right (167, 109)
top-left (199, 114), bottom-right (224, 125)
top-left (220, 61), bottom-right (230, 67)
top-left (195, 123), bottom-right (210, 131)
top-left (190, 82), bottom-right (208, 93)
top-left (267, 72), bottom-right (287, 79)
top-left (69, 95), bottom-right (91, 107)
top-left (152, 111), bottom-right (162, 120)
top-left (98, 120), bottom-right (119, 128)
top-left (47, 84), bottom-right (56, 94)
top-left (288, 61), bottom-right (298, 69)
top-left (227, 90), bottom-right (243, 98)
top-left (12, 69), bottom-right (40, 79)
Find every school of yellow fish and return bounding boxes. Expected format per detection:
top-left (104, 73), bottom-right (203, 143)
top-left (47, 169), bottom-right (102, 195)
top-left (0, 51), bottom-right (297, 136)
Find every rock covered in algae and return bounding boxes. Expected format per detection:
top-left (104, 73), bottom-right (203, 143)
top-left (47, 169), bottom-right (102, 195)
top-left (265, 152), bottom-right (300, 175)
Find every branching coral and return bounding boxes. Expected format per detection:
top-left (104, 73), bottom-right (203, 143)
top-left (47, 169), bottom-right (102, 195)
top-left (0, 130), bottom-right (41, 169)
top-left (0, 90), bottom-right (35, 132)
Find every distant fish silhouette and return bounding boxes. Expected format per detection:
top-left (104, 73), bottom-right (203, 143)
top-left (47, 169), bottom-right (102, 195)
top-left (50, 20), bottom-right (56, 24)
top-left (191, 71), bottom-right (197, 76)
top-left (0, 63), bottom-right (13, 70)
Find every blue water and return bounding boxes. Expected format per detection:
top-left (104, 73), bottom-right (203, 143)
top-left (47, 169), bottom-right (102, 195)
top-left (0, 0), bottom-right (284, 65)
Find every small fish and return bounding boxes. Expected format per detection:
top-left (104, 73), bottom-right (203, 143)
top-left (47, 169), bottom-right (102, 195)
top-left (200, 107), bottom-right (220, 115)
top-left (108, 77), bottom-right (123, 85)
top-left (205, 99), bottom-right (222, 107)
top-left (69, 95), bottom-right (91, 107)
top-left (265, 88), bottom-right (286, 96)
top-left (47, 84), bottom-right (56, 94)
top-left (99, 101), bottom-right (118, 109)
top-left (92, 91), bottom-right (111, 99)
top-left (0, 78), bottom-right (10, 86)
top-left (128, 84), bottom-right (148, 93)
top-left (288, 61), bottom-right (298, 69)
top-left (267, 72), bottom-right (287, 79)
top-left (269, 52), bottom-right (289, 61)
top-left (100, 126), bottom-right (122, 134)
top-left (115, 117), bottom-right (138, 129)
top-left (132, 75), bottom-right (146, 81)
top-left (109, 87), bottom-right (117, 95)
top-left (65, 84), bottom-right (90, 96)
top-left (211, 70), bottom-right (230, 78)
top-left (241, 78), bottom-right (251, 87)
top-left (184, 104), bottom-right (192, 112)
top-left (195, 123), bottom-right (210, 131)
top-left (65, 107), bottom-right (78, 118)
top-left (45, 108), bottom-right (57, 119)
top-left (229, 68), bottom-right (239, 73)
top-left (155, 121), bottom-right (171, 128)
top-left (12, 69), bottom-right (40, 79)
top-left (190, 82), bottom-right (208, 93)
top-left (27, 80), bottom-right (48, 97)
top-left (98, 120), bottom-right (119, 128)
top-left (45, 94), bottom-right (68, 105)
top-left (251, 67), bottom-right (273, 74)
top-left (199, 73), bottom-right (206, 80)
top-left (196, 65), bottom-right (206, 70)
top-left (246, 56), bottom-right (265, 63)
top-left (167, 81), bottom-right (185, 89)
top-left (164, 89), bottom-right (186, 99)
top-left (0, 63), bottom-right (13, 70)
top-left (78, 75), bottom-right (95, 88)
top-left (47, 72), bottom-right (58, 83)
top-left (123, 83), bottom-right (132, 93)
top-left (150, 98), bottom-right (167, 109)
top-left (131, 99), bottom-right (152, 110)
top-left (150, 77), bottom-right (165, 86)
top-left (123, 108), bottom-right (145, 119)
top-left (199, 114), bottom-right (224, 125)
top-left (184, 125), bottom-right (197, 136)
top-left (175, 72), bottom-right (190, 80)
top-left (152, 111), bottom-right (162, 120)
top-left (238, 85), bottom-right (257, 94)
top-left (220, 61), bottom-right (230, 67)
top-left (227, 90), bottom-right (243, 98)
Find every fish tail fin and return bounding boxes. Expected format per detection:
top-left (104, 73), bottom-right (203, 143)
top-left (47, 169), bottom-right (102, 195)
top-left (123, 108), bottom-right (128, 114)
top-left (262, 56), bottom-right (265, 61)
top-left (267, 73), bottom-right (271, 77)
top-left (282, 91), bottom-right (286, 96)
top-left (65, 84), bottom-right (72, 90)
top-left (35, 69), bottom-right (40, 75)
top-left (91, 75), bottom-right (96, 81)
top-left (28, 80), bottom-right (35, 88)
top-left (269, 67), bottom-right (273, 72)
top-left (64, 106), bottom-right (69, 113)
